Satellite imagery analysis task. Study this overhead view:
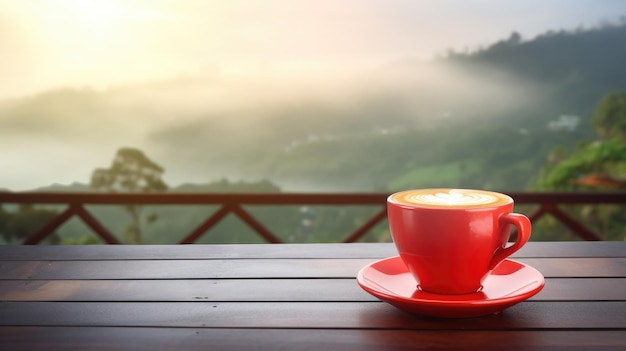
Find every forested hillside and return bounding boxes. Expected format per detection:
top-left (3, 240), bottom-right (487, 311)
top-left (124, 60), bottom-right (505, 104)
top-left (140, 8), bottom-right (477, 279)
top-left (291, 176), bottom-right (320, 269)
top-left (241, 23), bottom-right (626, 191)
top-left (2, 23), bottom-right (626, 243)
top-left (2, 23), bottom-right (624, 192)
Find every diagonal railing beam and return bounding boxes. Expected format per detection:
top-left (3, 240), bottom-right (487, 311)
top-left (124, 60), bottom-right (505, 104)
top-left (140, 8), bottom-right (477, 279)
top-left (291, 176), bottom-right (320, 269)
top-left (533, 204), bottom-right (601, 241)
top-left (342, 207), bottom-right (388, 243)
top-left (23, 205), bottom-right (77, 245)
top-left (73, 205), bottom-right (121, 244)
top-left (231, 205), bottom-right (282, 243)
top-left (179, 205), bottom-right (232, 244)
top-left (23, 204), bottom-right (121, 245)
top-left (2, 191), bottom-right (624, 244)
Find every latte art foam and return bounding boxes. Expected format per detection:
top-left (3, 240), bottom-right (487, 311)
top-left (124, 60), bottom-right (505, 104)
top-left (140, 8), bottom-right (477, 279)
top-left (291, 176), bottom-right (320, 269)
top-left (411, 191), bottom-right (496, 206)
top-left (389, 189), bottom-right (512, 209)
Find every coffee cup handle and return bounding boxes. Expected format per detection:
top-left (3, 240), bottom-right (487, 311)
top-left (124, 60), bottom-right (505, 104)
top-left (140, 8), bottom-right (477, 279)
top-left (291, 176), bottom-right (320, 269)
top-left (488, 213), bottom-right (532, 270)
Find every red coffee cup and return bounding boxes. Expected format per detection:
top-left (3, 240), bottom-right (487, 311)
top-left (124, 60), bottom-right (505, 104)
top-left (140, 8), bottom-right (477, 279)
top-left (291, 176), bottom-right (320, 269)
top-left (387, 188), bottom-right (531, 295)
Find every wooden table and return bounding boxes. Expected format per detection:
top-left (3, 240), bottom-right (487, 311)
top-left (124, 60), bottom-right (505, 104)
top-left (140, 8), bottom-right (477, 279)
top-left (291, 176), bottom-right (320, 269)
top-left (0, 242), bottom-right (624, 350)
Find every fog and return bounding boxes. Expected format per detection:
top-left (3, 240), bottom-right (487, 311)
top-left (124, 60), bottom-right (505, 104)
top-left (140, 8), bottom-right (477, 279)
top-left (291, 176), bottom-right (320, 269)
top-left (0, 59), bottom-right (545, 190)
top-left (1, 0), bottom-right (624, 191)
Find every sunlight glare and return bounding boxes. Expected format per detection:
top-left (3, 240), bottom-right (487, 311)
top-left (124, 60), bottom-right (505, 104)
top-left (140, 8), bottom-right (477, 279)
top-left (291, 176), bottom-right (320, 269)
top-left (63, 0), bottom-right (128, 38)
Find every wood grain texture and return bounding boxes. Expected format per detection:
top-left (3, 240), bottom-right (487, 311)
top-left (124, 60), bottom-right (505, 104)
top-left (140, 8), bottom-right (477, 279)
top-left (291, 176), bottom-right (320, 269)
top-left (1, 327), bottom-right (624, 351)
top-left (1, 301), bottom-right (625, 329)
top-left (0, 278), bottom-right (624, 302)
top-left (1, 243), bottom-right (624, 350)
top-left (1, 242), bottom-right (624, 261)
top-left (1, 258), bottom-right (624, 280)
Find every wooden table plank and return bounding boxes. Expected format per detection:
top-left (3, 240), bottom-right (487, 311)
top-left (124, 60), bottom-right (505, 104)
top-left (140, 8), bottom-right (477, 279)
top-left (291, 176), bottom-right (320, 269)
top-left (0, 278), bottom-right (624, 302)
top-left (1, 242), bottom-right (624, 261)
top-left (1, 258), bottom-right (624, 279)
top-left (1, 327), bottom-right (624, 351)
top-left (1, 242), bottom-right (624, 350)
top-left (1, 301), bottom-right (625, 329)
top-left (0, 243), bottom-right (398, 261)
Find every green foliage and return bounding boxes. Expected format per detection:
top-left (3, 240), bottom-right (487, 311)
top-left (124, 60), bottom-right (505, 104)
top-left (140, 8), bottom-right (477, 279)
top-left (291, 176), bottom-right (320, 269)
top-left (91, 147), bottom-right (167, 193)
top-left (4, 25), bottom-right (626, 242)
top-left (91, 147), bottom-right (168, 244)
top-left (537, 139), bottom-right (626, 190)
top-left (536, 90), bottom-right (626, 190)
top-left (533, 91), bottom-right (626, 240)
top-left (176, 179), bottom-right (281, 193)
top-left (388, 160), bottom-right (482, 190)
top-left (592, 91), bottom-right (626, 140)
top-left (37, 178), bottom-right (395, 244)
top-left (0, 204), bottom-right (60, 244)
top-left (60, 233), bottom-right (101, 245)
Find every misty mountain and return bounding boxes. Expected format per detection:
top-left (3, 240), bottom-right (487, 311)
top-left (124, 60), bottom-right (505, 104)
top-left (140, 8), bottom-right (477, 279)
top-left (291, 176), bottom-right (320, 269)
top-left (149, 23), bottom-right (625, 191)
top-left (1, 22), bottom-right (625, 192)
top-left (447, 23), bottom-right (626, 115)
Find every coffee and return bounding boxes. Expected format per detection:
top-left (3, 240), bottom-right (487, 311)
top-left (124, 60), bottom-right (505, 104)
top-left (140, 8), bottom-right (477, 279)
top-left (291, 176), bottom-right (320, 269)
top-left (387, 188), bottom-right (531, 294)
top-left (389, 188), bottom-right (512, 209)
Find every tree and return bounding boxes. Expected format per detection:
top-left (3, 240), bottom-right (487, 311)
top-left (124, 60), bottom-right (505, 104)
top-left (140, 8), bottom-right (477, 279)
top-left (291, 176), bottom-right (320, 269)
top-left (537, 91), bottom-right (626, 190)
top-left (91, 147), bottom-right (168, 244)
top-left (537, 139), bottom-right (626, 190)
top-left (535, 92), bottom-right (626, 240)
top-left (592, 91), bottom-right (626, 141)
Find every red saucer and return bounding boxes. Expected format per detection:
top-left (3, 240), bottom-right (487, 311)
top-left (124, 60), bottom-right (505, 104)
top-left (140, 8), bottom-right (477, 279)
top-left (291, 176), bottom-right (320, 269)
top-left (356, 256), bottom-right (544, 318)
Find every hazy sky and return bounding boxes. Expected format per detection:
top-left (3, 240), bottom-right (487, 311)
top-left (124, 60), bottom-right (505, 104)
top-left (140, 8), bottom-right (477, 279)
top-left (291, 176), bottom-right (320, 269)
top-left (1, 0), bottom-right (626, 191)
top-left (1, 0), bottom-right (625, 99)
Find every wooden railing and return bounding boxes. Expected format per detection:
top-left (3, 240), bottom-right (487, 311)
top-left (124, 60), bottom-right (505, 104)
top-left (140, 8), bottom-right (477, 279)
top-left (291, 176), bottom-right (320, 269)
top-left (1, 191), bottom-right (625, 244)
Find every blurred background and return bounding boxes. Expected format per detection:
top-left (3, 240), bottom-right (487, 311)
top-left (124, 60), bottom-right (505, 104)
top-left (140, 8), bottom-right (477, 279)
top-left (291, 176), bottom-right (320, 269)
top-left (1, 0), bottom-right (625, 243)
